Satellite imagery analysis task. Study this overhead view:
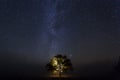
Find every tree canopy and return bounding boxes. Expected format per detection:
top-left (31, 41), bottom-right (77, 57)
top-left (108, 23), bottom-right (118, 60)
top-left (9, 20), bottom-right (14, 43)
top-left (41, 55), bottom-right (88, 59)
top-left (46, 54), bottom-right (73, 76)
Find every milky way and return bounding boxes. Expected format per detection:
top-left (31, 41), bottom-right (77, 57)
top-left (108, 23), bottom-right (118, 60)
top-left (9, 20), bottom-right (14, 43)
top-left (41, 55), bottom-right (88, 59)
top-left (0, 0), bottom-right (120, 76)
top-left (42, 0), bottom-right (67, 58)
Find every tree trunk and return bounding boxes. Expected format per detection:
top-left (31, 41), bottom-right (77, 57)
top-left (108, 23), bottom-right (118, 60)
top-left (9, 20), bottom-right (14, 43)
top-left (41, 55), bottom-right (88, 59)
top-left (59, 64), bottom-right (62, 80)
top-left (59, 71), bottom-right (61, 77)
top-left (59, 71), bottom-right (61, 80)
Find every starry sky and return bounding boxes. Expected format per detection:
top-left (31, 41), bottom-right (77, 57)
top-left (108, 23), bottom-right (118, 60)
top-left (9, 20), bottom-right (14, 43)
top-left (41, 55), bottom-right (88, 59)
top-left (0, 0), bottom-right (120, 76)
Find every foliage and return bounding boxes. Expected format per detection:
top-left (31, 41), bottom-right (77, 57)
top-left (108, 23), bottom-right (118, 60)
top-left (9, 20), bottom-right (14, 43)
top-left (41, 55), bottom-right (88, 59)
top-left (46, 54), bottom-right (73, 75)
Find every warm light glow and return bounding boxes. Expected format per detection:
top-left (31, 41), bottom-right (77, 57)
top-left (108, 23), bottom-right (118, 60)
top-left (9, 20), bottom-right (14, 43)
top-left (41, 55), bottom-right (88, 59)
top-left (53, 70), bottom-right (57, 74)
top-left (52, 57), bottom-right (58, 66)
top-left (49, 55), bottom-right (72, 75)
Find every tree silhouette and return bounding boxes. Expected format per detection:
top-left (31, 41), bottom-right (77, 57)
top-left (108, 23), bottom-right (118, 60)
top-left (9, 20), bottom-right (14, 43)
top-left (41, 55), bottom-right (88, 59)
top-left (46, 54), bottom-right (73, 77)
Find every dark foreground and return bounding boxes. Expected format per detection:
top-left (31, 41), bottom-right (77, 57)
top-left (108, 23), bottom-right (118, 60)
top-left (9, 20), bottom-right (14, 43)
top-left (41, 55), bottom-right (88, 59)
top-left (1, 72), bottom-right (120, 80)
top-left (1, 76), bottom-right (119, 80)
top-left (0, 78), bottom-right (119, 80)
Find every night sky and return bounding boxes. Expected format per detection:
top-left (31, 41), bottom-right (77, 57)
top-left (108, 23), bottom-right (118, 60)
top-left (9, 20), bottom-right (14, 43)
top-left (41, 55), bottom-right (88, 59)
top-left (0, 0), bottom-right (120, 77)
